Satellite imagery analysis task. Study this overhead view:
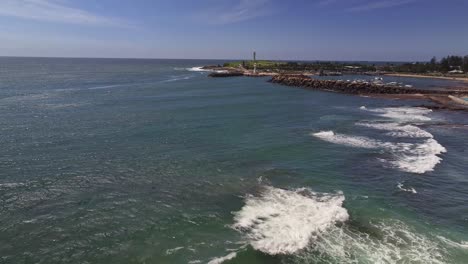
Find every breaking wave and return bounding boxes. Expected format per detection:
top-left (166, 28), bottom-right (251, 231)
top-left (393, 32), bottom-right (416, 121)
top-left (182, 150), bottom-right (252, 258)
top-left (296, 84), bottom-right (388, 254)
top-left (313, 107), bottom-right (446, 174)
top-left (312, 131), bottom-right (405, 149)
top-left (293, 220), bottom-right (449, 264)
top-left (185, 66), bottom-right (228, 73)
top-left (397, 182), bottom-right (417, 194)
top-left (231, 186), bottom-right (456, 263)
top-left (186, 67), bottom-right (210, 72)
top-left (232, 186), bottom-right (348, 255)
top-left (366, 107), bottom-right (433, 122)
top-left (356, 122), bottom-right (434, 138)
top-left (207, 252), bottom-right (238, 264)
top-left (312, 130), bottom-right (446, 174)
top-left (437, 236), bottom-right (468, 250)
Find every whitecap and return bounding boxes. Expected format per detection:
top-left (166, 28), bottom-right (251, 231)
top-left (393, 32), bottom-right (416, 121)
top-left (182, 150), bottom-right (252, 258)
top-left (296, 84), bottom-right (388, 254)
top-left (186, 67), bottom-right (211, 72)
top-left (437, 236), bottom-right (468, 249)
top-left (165, 246), bottom-right (184, 255)
top-left (207, 252), bottom-right (238, 264)
top-left (365, 107), bottom-right (433, 122)
top-left (232, 186), bottom-right (348, 255)
top-left (356, 122), bottom-right (433, 138)
top-left (318, 106), bottom-right (446, 174)
top-left (397, 182), bottom-right (417, 194)
top-left (312, 131), bottom-right (446, 174)
top-left (391, 138), bottom-right (446, 174)
top-left (312, 131), bottom-right (414, 152)
top-left (0, 182), bottom-right (26, 188)
top-left (295, 220), bottom-right (448, 264)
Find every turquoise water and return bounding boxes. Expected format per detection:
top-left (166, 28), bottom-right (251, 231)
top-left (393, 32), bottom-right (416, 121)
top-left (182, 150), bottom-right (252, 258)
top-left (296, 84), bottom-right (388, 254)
top-left (0, 57), bottom-right (467, 263)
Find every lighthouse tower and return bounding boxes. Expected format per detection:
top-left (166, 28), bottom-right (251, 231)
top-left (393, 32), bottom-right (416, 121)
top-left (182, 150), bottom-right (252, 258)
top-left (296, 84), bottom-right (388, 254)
top-left (253, 51), bottom-right (257, 74)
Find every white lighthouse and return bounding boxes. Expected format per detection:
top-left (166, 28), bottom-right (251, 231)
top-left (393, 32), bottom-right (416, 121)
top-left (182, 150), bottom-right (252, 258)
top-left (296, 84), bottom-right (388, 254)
top-left (253, 51), bottom-right (257, 74)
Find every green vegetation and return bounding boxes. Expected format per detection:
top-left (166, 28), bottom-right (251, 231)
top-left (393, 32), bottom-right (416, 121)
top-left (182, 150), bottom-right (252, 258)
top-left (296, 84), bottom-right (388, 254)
top-left (382, 55), bottom-right (468, 74)
top-left (224, 60), bottom-right (376, 72)
top-left (223, 55), bottom-right (468, 75)
top-left (223, 60), bottom-right (286, 69)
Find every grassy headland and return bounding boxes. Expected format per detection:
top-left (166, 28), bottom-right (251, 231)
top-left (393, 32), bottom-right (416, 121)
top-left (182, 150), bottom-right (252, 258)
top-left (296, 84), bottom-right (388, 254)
top-left (207, 55), bottom-right (468, 111)
top-left (219, 55), bottom-right (468, 80)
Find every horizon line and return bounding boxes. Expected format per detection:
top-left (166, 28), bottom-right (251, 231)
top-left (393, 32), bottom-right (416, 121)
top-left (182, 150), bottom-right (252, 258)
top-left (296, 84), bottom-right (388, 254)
top-left (0, 55), bottom-right (432, 63)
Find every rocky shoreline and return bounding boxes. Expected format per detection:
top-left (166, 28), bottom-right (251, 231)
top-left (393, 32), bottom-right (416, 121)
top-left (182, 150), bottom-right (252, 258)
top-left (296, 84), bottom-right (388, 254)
top-left (268, 75), bottom-right (468, 110)
top-left (204, 66), bottom-right (468, 110)
top-left (268, 74), bottom-right (465, 95)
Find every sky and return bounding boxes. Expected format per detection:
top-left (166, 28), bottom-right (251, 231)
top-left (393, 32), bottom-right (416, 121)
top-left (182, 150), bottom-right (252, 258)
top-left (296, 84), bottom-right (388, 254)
top-left (0, 0), bottom-right (467, 61)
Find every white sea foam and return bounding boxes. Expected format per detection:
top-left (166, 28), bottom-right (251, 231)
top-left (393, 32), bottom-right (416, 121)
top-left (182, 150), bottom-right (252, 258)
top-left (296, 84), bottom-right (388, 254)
top-left (356, 122), bottom-right (434, 138)
top-left (312, 131), bottom-right (446, 174)
top-left (207, 252), bottom-right (238, 264)
top-left (161, 75), bottom-right (194, 83)
top-left (397, 182), bottom-right (417, 194)
top-left (312, 131), bottom-right (399, 149)
top-left (365, 107), bottom-right (433, 122)
top-left (437, 236), bottom-right (468, 249)
top-left (232, 186), bottom-right (348, 255)
top-left (87, 84), bottom-right (124, 90)
top-left (316, 106), bottom-right (446, 174)
top-left (186, 66), bottom-right (211, 72)
top-left (165, 246), bottom-right (184, 255)
top-left (392, 138), bottom-right (446, 174)
top-left (233, 187), bottom-right (449, 262)
top-left (0, 182), bottom-right (26, 188)
top-left (295, 220), bottom-right (448, 264)
top-left (185, 66), bottom-right (227, 73)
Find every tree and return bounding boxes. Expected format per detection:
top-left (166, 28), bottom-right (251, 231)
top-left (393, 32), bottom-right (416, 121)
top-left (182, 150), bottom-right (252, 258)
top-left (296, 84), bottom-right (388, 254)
top-left (440, 57), bottom-right (450, 72)
top-left (448, 55), bottom-right (463, 67)
top-left (463, 55), bottom-right (468, 72)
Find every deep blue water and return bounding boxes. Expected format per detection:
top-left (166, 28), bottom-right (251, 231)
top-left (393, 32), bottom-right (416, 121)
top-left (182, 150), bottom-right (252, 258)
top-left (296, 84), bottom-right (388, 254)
top-left (0, 57), bottom-right (467, 264)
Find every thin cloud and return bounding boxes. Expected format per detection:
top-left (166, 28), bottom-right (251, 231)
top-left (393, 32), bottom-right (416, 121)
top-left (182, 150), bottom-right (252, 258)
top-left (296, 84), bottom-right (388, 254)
top-left (202, 0), bottom-right (273, 25)
top-left (346, 0), bottom-right (416, 12)
top-left (0, 0), bottom-right (132, 28)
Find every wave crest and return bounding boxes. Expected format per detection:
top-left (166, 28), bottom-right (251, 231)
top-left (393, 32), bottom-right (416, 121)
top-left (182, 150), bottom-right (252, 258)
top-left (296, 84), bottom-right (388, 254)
top-left (232, 186), bottom-right (348, 255)
top-left (314, 107), bottom-right (446, 174)
top-left (294, 220), bottom-right (448, 264)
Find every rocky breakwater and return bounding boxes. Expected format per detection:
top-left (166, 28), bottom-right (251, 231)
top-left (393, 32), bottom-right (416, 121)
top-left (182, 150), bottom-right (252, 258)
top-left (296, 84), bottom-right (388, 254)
top-left (269, 75), bottom-right (466, 96)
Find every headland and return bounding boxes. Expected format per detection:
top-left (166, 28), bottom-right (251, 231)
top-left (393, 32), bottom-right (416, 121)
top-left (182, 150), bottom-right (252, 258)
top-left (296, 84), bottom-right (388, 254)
top-left (202, 57), bottom-right (468, 111)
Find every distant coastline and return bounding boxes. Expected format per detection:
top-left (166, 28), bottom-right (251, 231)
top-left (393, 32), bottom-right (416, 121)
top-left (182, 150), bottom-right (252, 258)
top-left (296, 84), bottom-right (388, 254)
top-left (203, 58), bottom-right (468, 111)
top-left (383, 73), bottom-right (468, 83)
top-left (214, 55), bottom-right (468, 81)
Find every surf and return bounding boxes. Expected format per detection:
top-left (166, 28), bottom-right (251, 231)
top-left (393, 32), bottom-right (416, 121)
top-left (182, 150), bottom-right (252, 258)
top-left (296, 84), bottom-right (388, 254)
top-left (232, 186), bottom-right (348, 255)
top-left (313, 107), bottom-right (446, 174)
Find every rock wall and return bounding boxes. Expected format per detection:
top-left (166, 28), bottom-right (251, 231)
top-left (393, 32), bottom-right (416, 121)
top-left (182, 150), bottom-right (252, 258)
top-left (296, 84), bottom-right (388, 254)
top-left (269, 75), bottom-right (464, 95)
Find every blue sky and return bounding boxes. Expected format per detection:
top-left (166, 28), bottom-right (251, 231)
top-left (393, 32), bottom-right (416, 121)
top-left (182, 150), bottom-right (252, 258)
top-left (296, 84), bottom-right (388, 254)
top-left (0, 0), bottom-right (467, 61)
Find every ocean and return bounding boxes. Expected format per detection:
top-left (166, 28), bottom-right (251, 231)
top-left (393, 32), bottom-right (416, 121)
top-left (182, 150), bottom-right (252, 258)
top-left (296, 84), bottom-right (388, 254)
top-left (0, 57), bottom-right (467, 263)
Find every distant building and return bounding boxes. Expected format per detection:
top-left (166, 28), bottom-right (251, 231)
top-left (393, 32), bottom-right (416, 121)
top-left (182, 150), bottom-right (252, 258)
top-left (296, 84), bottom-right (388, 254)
top-left (448, 69), bottom-right (464, 74)
top-left (344, 66), bottom-right (362, 69)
